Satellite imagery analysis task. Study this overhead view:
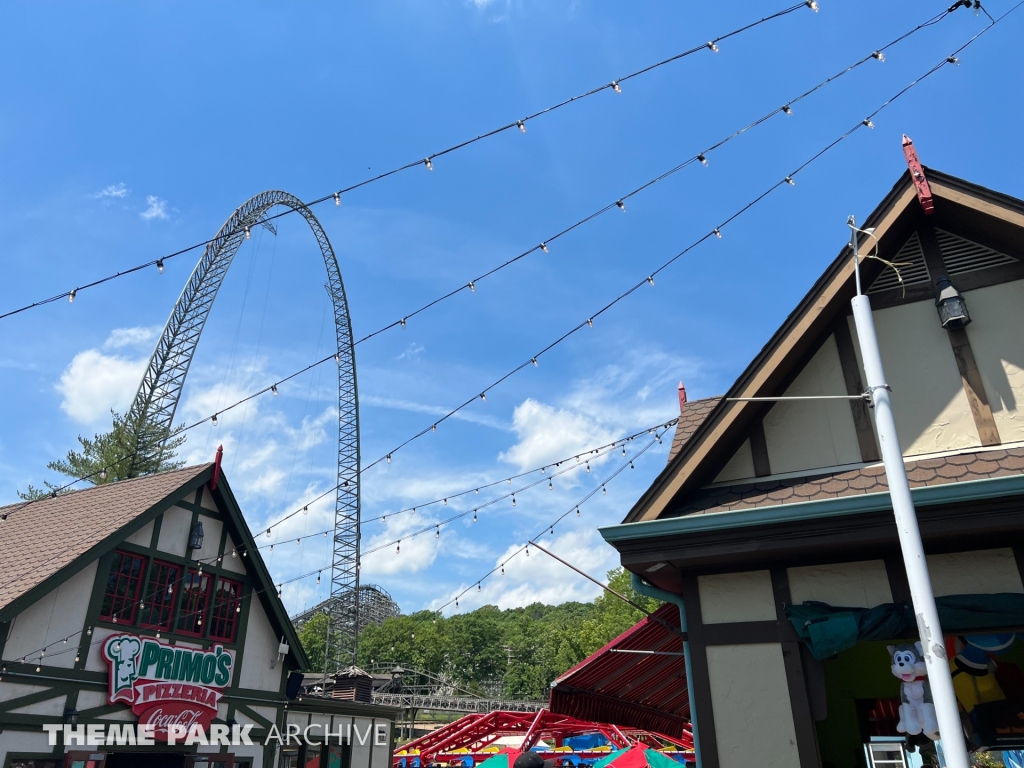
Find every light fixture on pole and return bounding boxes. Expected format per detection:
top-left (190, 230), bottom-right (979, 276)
top-left (848, 215), bottom-right (969, 768)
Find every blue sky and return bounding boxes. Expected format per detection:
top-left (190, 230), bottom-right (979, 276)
top-left (1, 1), bottom-right (1022, 617)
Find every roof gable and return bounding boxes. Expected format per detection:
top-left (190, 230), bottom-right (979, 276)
top-left (625, 168), bottom-right (1024, 524)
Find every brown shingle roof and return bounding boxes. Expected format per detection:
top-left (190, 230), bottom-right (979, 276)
top-left (665, 447), bottom-right (1024, 517)
top-left (0, 465), bottom-right (211, 613)
top-left (667, 397), bottom-right (722, 464)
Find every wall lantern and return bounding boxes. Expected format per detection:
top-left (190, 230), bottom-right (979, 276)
top-left (188, 521), bottom-right (205, 550)
top-left (64, 708), bottom-right (80, 726)
top-left (935, 276), bottom-right (972, 329)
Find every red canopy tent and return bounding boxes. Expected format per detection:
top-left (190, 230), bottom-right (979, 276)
top-left (548, 603), bottom-right (690, 739)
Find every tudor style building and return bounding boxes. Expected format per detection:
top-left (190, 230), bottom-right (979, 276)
top-left (0, 464), bottom-right (397, 768)
top-left (598, 167), bottom-right (1024, 768)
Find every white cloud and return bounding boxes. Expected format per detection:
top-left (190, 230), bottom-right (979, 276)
top-left (140, 195), bottom-right (169, 221)
top-left (429, 527), bottom-right (616, 613)
top-left (104, 326), bottom-right (161, 350)
top-left (361, 394), bottom-right (508, 431)
top-left (499, 399), bottom-right (617, 472)
top-left (92, 183), bottom-right (129, 199)
top-left (56, 349), bottom-right (147, 424)
top-left (397, 343), bottom-right (424, 361)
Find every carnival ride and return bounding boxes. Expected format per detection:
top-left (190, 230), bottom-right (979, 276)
top-left (129, 190), bottom-right (362, 664)
top-left (392, 709), bottom-right (694, 767)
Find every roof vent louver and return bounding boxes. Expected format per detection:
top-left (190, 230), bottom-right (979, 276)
top-left (867, 232), bottom-right (931, 294)
top-left (936, 229), bottom-right (1017, 277)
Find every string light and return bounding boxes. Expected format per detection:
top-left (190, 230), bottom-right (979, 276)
top-left (517, 120), bottom-right (526, 133)
top-left (501, 564), bottom-right (505, 575)
top-left (211, 413), bottom-right (218, 426)
top-left (424, 158), bottom-right (433, 171)
top-left (587, 318), bottom-right (593, 327)
top-left (271, 384), bottom-right (278, 396)
top-left (400, 318), bottom-right (406, 328)
top-left (68, 290), bottom-right (76, 304)
top-left (713, 228), bottom-right (722, 238)
top-left (785, 176), bottom-right (795, 186)
top-left (436, 526), bottom-right (440, 538)
top-left (8, 18), bottom-right (978, 535)
top-left (531, 358), bottom-right (538, 367)
top-left (540, 243), bottom-right (549, 253)
top-left (548, 479), bottom-right (553, 491)
top-left (576, 506), bottom-right (581, 517)
top-left (872, 51), bottom-right (885, 61)
top-left (6, 3), bottom-right (965, 329)
top-left (602, 485), bottom-right (607, 495)
top-left (616, 200), bottom-right (626, 211)
top-left (698, 154), bottom-right (708, 166)
top-left (266, 529), bottom-right (271, 537)
top-left (334, 192), bottom-right (341, 206)
top-left (586, 462), bottom-right (591, 473)
top-left (473, 511), bottom-right (477, 522)
top-left (386, 454), bottom-right (391, 463)
top-left (316, 572), bottom-right (321, 585)
top-left (479, 393), bottom-right (486, 401)
top-left (947, 55), bottom-right (960, 65)
top-left (431, 423), bottom-right (437, 432)
top-left (647, 276), bottom-right (655, 286)
top-left (244, 227), bottom-right (251, 240)
top-left (100, 469), bottom-right (107, 480)
top-left (397, 542), bottom-right (401, 554)
top-left (468, 281), bottom-right (475, 292)
top-left (156, 259), bottom-right (165, 273)
top-left (707, 42), bottom-right (719, 53)
top-left (611, 81), bottom-right (622, 93)
top-left (782, 104), bottom-right (793, 115)
top-left (477, 583), bottom-right (481, 592)
top-left (863, 118), bottom-right (875, 128)
top-left (805, 0), bottom-right (818, 10)
top-left (303, 506), bottom-right (308, 515)
top-left (512, 495), bottom-right (516, 507)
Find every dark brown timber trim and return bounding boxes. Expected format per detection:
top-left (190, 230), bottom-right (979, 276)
top-left (680, 575), bottom-right (720, 768)
top-left (749, 419), bottom-right (772, 477)
top-left (772, 568), bottom-right (822, 768)
top-left (832, 318), bottom-right (880, 462)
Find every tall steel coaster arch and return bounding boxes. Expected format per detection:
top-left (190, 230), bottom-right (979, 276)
top-left (127, 190), bottom-right (362, 664)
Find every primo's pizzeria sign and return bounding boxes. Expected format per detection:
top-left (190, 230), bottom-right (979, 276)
top-left (102, 634), bottom-right (233, 741)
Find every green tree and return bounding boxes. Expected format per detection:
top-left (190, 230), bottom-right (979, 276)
top-left (298, 612), bottom-right (344, 674)
top-left (19, 410), bottom-right (186, 499)
top-left (577, 567), bottom-right (662, 655)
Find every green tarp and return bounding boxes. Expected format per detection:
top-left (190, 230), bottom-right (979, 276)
top-left (786, 593), bottom-right (1024, 660)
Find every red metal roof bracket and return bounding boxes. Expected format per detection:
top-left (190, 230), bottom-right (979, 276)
top-left (210, 444), bottom-right (224, 490)
top-left (903, 134), bottom-right (934, 214)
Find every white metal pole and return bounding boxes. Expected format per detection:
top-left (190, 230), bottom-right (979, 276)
top-left (848, 216), bottom-right (968, 768)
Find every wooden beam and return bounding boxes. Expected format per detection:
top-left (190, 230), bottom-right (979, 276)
top-left (749, 418), bottom-right (772, 477)
top-left (832, 320), bottom-right (880, 462)
top-left (948, 327), bottom-right (1001, 446)
top-left (918, 226), bottom-right (1000, 447)
top-left (680, 575), bottom-right (720, 768)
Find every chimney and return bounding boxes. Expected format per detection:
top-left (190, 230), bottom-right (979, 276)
top-left (678, 381), bottom-right (687, 413)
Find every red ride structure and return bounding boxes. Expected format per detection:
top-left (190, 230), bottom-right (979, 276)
top-left (393, 709), bottom-right (694, 767)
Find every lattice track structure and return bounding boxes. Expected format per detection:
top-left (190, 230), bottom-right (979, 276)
top-left (291, 585), bottom-right (401, 635)
top-left (126, 190), bottom-right (362, 663)
top-left (365, 663), bottom-right (546, 714)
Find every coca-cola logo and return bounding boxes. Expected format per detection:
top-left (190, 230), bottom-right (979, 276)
top-left (137, 702), bottom-right (212, 741)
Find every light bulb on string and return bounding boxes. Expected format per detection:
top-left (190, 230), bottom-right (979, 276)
top-left (468, 281), bottom-right (475, 292)
top-left (244, 227), bottom-right (251, 240)
top-left (266, 529), bottom-right (271, 537)
top-left (517, 120), bottom-right (526, 133)
top-left (587, 318), bottom-right (594, 328)
top-left (872, 51), bottom-right (885, 62)
top-left (397, 542), bottom-right (401, 554)
top-left (540, 243), bottom-right (549, 253)
top-left (616, 200), bottom-right (626, 212)
top-left (477, 583), bottom-right (481, 592)
top-left (211, 413), bottom-right (218, 426)
top-left (548, 479), bottom-right (553, 491)
top-left (431, 424), bottom-right (437, 433)
top-left (473, 511), bottom-right (477, 522)
top-left (334, 192), bottom-right (341, 206)
top-left (586, 462), bottom-right (591, 473)
top-left (100, 468), bottom-right (107, 480)
top-left (424, 158), bottom-right (433, 171)
top-left (68, 289), bottom-right (76, 303)
top-left (271, 384), bottom-right (278, 396)
top-left (501, 564), bottom-right (505, 575)
top-left (303, 506), bottom-right (308, 515)
top-left (531, 358), bottom-right (538, 367)
top-left (785, 177), bottom-right (795, 186)
top-left (317, 572), bottom-right (321, 585)
top-left (782, 105), bottom-right (793, 115)
top-left (576, 506), bottom-right (581, 517)
top-left (622, 446), bottom-right (626, 457)
top-left (611, 81), bottom-right (622, 93)
top-left (512, 495), bottom-right (516, 507)
top-left (602, 485), bottom-right (607, 495)
top-left (805, 0), bottom-right (818, 10)
top-left (399, 318), bottom-right (406, 328)
top-left (863, 118), bottom-right (875, 129)
top-left (713, 228), bottom-right (722, 238)
top-left (480, 393), bottom-right (486, 402)
top-left (386, 454), bottom-right (392, 464)
top-left (946, 56), bottom-right (960, 65)
top-left (156, 259), bottom-right (165, 273)
top-left (436, 527), bottom-right (440, 538)
top-left (647, 276), bottom-right (655, 286)
top-left (698, 154), bottom-right (709, 166)
top-left (707, 41), bottom-right (719, 52)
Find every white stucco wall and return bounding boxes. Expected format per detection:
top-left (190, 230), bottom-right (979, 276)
top-left (787, 560), bottom-right (892, 608)
top-left (698, 570), bottom-right (776, 624)
top-left (222, 533), bottom-right (246, 574)
top-left (7, 693), bottom-right (66, 716)
top-left (352, 716), bottom-right (374, 768)
top-left (706, 643), bottom-right (800, 768)
top-left (712, 439), bottom-right (755, 484)
top-left (927, 548), bottom-right (1024, 597)
top-left (123, 519), bottom-right (155, 547)
top-left (4, 560), bottom-right (97, 668)
top-left (962, 280), bottom-right (1024, 443)
top-left (762, 334), bottom-right (863, 475)
top-left (157, 505), bottom-right (194, 557)
top-left (851, 304), bottom-right (981, 457)
top-left (372, 720), bottom-right (392, 768)
top-left (0, 729), bottom-right (53, 766)
top-left (238, 598), bottom-right (284, 692)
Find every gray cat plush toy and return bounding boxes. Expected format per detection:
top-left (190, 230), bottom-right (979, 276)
top-left (887, 641), bottom-right (940, 740)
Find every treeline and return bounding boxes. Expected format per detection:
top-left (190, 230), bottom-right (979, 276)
top-left (297, 568), bottom-right (661, 700)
